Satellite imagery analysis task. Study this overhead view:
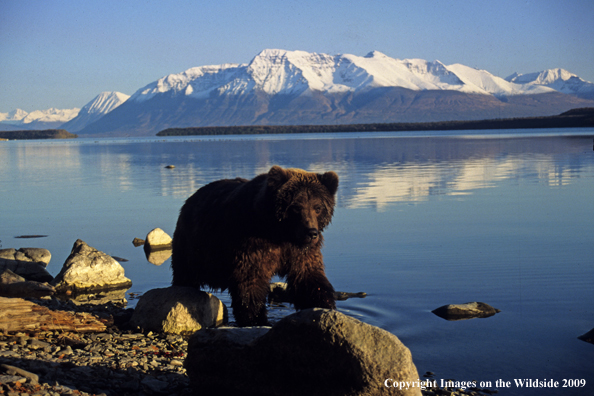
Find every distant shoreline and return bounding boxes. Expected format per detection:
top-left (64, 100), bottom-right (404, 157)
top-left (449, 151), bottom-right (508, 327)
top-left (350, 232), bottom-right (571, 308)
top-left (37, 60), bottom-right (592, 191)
top-left (157, 108), bottom-right (594, 137)
top-left (0, 129), bottom-right (78, 140)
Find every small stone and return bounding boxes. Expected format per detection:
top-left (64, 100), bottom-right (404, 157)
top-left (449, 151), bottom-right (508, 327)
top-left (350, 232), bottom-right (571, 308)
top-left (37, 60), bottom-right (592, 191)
top-left (1, 364), bottom-right (39, 385)
top-left (0, 374), bottom-right (27, 384)
top-left (144, 228), bottom-right (172, 249)
top-left (132, 238), bottom-right (145, 247)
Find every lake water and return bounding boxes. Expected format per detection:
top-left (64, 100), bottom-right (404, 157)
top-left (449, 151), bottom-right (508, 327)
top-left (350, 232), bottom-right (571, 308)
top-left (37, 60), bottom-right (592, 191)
top-left (1, 128), bottom-right (593, 395)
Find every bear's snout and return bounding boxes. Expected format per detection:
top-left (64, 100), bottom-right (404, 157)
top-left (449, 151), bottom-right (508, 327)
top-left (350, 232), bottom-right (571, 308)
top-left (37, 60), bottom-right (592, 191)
top-left (306, 228), bottom-right (319, 241)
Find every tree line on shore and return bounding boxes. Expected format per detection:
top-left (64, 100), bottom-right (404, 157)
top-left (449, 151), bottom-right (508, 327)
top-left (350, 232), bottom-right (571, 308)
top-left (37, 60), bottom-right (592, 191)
top-left (0, 129), bottom-right (78, 140)
top-left (156, 108), bottom-right (594, 137)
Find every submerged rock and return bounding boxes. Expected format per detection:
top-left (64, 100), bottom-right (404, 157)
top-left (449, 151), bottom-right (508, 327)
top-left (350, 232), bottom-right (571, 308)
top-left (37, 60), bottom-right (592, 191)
top-left (432, 301), bottom-right (501, 320)
top-left (268, 281), bottom-right (367, 304)
top-left (185, 308), bottom-right (421, 396)
top-left (578, 327), bottom-right (594, 345)
top-left (129, 286), bottom-right (227, 335)
top-left (51, 239), bottom-right (132, 293)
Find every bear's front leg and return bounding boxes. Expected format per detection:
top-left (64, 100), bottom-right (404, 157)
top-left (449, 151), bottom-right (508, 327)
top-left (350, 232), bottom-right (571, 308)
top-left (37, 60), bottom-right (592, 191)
top-left (229, 271), bottom-right (271, 327)
top-left (287, 255), bottom-right (336, 311)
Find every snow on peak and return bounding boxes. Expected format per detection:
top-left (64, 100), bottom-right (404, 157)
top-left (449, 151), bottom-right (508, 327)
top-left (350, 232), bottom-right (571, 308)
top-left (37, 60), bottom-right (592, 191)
top-left (0, 108), bottom-right (29, 122)
top-left (22, 108), bottom-right (80, 123)
top-left (505, 68), bottom-right (594, 97)
top-left (446, 64), bottom-right (555, 97)
top-left (131, 63), bottom-right (244, 102)
top-left (82, 92), bottom-right (130, 115)
top-left (364, 50), bottom-right (389, 58)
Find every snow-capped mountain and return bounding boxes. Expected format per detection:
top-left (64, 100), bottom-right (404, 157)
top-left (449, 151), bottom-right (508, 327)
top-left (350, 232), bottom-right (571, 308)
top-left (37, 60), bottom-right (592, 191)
top-left (506, 69), bottom-right (594, 100)
top-left (61, 91), bottom-right (130, 132)
top-left (0, 109), bottom-right (29, 123)
top-left (67, 49), bottom-right (594, 136)
top-left (0, 108), bottom-right (79, 130)
top-left (128, 49), bottom-right (557, 102)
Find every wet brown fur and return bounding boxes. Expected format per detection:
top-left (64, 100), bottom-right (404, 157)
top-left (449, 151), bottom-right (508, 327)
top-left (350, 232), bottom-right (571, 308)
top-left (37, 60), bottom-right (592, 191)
top-left (171, 165), bottom-right (338, 326)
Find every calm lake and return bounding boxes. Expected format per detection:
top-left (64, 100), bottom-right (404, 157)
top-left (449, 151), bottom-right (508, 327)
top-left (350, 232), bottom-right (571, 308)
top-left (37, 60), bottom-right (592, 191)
top-left (1, 128), bottom-right (593, 395)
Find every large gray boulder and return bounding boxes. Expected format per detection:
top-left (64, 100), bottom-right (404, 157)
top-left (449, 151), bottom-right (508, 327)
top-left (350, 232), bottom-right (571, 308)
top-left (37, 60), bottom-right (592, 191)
top-left (128, 286), bottom-right (227, 334)
top-left (185, 308), bottom-right (422, 396)
top-left (0, 248), bottom-right (53, 282)
top-left (51, 240), bottom-right (132, 293)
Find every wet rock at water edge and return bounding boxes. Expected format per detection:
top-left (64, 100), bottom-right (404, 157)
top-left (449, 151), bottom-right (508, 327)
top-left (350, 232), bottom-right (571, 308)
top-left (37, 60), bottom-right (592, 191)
top-left (132, 237), bottom-right (145, 247)
top-left (51, 239), bottom-right (132, 294)
top-left (0, 248), bottom-right (53, 282)
top-left (0, 247), bottom-right (51, 265)
top-left (144, 228), bottom-right (172, 250)
top-left (129, 286), bottom-right (227, 335)
top-left (185, 308), bottom-right (422, 396)
top-left (432, 302), bottom-right (501, 321)
top-left (0, 269), bottom-right (55, 298)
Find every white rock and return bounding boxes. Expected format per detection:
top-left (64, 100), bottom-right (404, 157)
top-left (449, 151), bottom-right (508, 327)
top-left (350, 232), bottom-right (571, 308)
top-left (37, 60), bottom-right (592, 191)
top-left (145, 228), bottom-right (172, 249)
top-left (51, 239), bottom-right (132, 293)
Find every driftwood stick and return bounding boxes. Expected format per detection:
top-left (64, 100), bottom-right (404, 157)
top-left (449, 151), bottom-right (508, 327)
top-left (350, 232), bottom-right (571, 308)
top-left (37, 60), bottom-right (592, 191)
top-left (0, 297), bottom-right (106, 333)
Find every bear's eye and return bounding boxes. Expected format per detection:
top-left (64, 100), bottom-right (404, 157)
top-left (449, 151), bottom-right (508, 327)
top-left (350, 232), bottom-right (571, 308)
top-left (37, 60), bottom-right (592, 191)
top-left (314, 205), bottom-right (323, 214)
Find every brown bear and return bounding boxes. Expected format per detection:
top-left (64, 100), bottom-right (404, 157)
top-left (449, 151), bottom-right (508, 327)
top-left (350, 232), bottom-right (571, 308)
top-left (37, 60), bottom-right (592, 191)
top-left (171, 165), bottom-right (339, 326)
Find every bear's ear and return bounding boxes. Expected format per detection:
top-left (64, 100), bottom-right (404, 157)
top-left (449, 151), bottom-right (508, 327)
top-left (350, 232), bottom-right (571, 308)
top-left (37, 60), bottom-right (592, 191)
top-left (318, 171), bottom-right (339, 196)
top-left (267, 165), bottom-right (289, 189)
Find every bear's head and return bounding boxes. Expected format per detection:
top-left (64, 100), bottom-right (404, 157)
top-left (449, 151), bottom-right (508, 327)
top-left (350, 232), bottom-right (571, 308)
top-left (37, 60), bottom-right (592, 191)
top-left (267, 165), bottom-right (339, 246)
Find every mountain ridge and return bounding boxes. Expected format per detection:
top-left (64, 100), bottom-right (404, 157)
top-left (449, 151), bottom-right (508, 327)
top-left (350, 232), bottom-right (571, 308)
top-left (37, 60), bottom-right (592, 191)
top-left (0, 108), bottom-right (79, 130)
top-left (5, 49), bottom-right (594, 136)
top-left (75, 49), bottom-right (594, 136)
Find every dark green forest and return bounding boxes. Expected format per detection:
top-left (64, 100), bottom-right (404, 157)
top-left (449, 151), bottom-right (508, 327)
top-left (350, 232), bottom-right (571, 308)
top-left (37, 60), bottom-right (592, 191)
top-left (157, 108), bottom-right (594, 137)
top-left (0, 129), bottom-right (78, 140)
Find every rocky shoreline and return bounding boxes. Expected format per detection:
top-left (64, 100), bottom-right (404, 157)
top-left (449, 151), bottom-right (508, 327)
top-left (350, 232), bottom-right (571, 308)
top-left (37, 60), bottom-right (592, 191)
top-left (0, 298), bottom-right (502, 396)
top-left (0, 298), bottom-right (192, 396)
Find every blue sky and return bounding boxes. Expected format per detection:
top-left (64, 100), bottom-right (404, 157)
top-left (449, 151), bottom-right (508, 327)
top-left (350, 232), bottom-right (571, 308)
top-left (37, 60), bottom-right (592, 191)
top-left (1, 0), bottom-right (593, 112)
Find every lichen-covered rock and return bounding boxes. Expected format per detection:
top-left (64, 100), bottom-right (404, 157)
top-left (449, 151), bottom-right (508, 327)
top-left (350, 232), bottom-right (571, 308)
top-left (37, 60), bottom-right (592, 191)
top-left (185, 308), bottom-right (422, 396)
top-left (129, 286), bottom-right (227, 335)
top-left (432, 301), bottom-right (500, 320)
top-left (51, 240), bottom-right (132, 293)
